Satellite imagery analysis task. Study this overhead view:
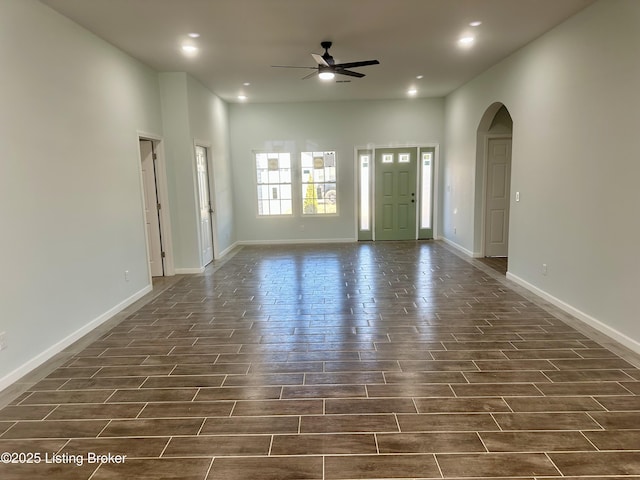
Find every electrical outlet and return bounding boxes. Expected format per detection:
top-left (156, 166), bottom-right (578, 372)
top-left (124, 270), bottom-right (130, 282)
top-left (0, 332), bottom-right (7, 351)
top-left (542, 264), bottom-right (548, 276)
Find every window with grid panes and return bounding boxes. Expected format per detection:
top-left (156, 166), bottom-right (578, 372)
top-left (301, 151), bottom-right (337, 215)
top-left (255, 152), bottom-right (292, 216)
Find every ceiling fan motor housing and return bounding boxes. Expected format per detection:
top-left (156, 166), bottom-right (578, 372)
top-left (321, 41), bottom-right (335, 65)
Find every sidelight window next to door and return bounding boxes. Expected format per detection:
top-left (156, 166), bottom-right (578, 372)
top-left (358, 146), bottom-right (434, 241)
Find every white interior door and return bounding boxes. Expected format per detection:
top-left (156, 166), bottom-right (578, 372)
top-left (484, 138), bottom-right (512, 257)
top-left (196, 146), bottom-right (214, 266)
top-left (140, 140), bottom-right (164, 276)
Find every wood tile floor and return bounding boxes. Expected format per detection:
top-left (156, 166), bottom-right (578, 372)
top-left (1, 241), bottom-right (640, 479)
top-left (477, 257), bottom-right (508, 276)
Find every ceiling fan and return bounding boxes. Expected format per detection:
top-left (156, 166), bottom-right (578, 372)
top-left (272, 41), bottom-right (380, 81)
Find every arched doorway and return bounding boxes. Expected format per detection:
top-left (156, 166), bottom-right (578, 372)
top-left (474, 103), bottom-right (513, 271)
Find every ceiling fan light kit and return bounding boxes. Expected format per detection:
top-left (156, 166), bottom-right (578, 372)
top-left (318, 69), bottom-right (336, 81)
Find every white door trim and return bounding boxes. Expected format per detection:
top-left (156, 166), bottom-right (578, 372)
top-left (480, 133), bottom-right (512, 257)
top-left (140, 139), bottom-right (164, 276)
top-left (137, 131), bottom-right (175, 279)
top-left (193, 139), bottom-right (218, 262)
top-left (353, 143), bottom-right (440, 241)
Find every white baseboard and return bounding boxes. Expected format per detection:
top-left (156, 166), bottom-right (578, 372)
top-left (440, 236), bottom-right (476, 257)
top-left (238, 238), bottom-right (356, 246)
top-left (506, 272), bottom-right (640, 355)
top-left (0, 285), bottom-right (153, 393)
top-left (216, 241), bottom-right (240, 259)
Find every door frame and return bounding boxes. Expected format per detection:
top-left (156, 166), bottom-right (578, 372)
top-left (480, 133), bottom-right (512, 257)
top-left (193, 140), bottom-right (218, 262)
top-left (137, 131), bottom-right (175, 280)
top-left (355, 143), bottom-right (440, 241)
top-left (139, 139), bottom-right (164, 277)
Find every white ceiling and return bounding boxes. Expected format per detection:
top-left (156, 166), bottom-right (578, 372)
top-left (39, 0), bottom-right (595, 104)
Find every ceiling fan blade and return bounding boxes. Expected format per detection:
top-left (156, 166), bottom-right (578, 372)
top-left (311, 53), bottom-right (329, 67)
top-left (335, 69), bottom-right (365, 78)
top-left (277, 44), bottom-right (377, 81)
top-left (333, 59), bottom-right (380, 69)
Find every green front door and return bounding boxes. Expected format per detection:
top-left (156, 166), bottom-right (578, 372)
top-left (374, 148), bottom-right (417, 241)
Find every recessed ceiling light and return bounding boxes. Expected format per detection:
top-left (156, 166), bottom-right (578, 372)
top-left (407, 88), bottom-right (418, 96)
top-left (188, 32), bottom-right (200, 38)
top-left (243, 82), bottom-right (251, 86)
top-left (469, 21), bottom-right (482, 27)
top-left (416, 75), bottom-right (424, 80)
top-left (237, 95), bottom-right (248, 101)
top-left (319, 71), bottom-right (335, 81)
top-left (458, 36), bottom-right (475, 47)
top-left (181, 44), bottom-right (199, 56)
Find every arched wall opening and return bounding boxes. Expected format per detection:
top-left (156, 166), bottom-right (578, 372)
top-left (473, 102), bottom-right (513, 264)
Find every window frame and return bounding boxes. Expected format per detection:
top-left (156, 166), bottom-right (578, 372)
top-left (254, 151), bottom-right (293, 217)
top-left (300, 150), bottom-right (338, 216)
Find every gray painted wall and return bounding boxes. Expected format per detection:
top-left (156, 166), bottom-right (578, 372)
top-left (229, 99), bottom-right (445, 242)
top-left (159, 73), bottom-right (235, 271)
top-left (443, 0), bottom-right (640, 348)
top-left (0, 0), bottom-right (164, 383)
top-left (159, 73), bottom-right (198, 270)
top-left (0, 1), bottom-right (235, 389)
top-left (186, 76), bottom-right (236, 257)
